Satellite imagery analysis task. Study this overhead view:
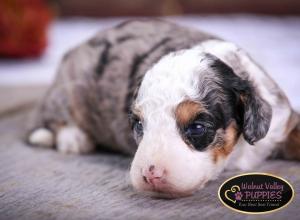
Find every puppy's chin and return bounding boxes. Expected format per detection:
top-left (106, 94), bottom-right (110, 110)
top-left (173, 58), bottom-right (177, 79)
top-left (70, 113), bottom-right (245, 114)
top-left (132, 179), bottom-right (207, 199)
top-left (133, 187), bottom-right (195, 199)
top-left (142, 190), bottom-right (193, 199)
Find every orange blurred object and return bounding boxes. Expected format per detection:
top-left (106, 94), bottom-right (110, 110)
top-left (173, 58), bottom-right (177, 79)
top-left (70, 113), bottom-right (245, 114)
top-left (0, 0), bottom-right (52, 58)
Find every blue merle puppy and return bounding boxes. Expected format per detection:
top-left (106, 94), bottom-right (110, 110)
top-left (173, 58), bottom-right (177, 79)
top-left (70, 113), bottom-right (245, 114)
top-left (27, 19), bottom-right (300, 197)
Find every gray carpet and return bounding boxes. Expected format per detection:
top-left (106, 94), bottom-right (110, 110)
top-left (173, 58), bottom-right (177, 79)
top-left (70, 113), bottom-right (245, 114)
top-left (1, 15), bottom-right (300, 220)
top-left (0, 106), bottom-right (299, 220)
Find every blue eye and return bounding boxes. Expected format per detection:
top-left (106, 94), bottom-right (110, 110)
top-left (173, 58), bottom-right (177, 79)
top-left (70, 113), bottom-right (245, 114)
top-left (185, 122), bottom-right (206, 136)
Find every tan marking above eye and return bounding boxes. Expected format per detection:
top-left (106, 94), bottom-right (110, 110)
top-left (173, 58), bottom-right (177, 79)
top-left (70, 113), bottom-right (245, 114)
top-left (211, 121), bottom-right (239, 163)
top-left (131, 105), bottom-right (143, 120)
top-left (175, 100), bottom-right (206, 127)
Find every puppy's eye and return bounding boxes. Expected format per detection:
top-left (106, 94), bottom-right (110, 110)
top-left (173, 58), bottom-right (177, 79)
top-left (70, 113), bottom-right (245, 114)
top-left (134, 120), bottom-right (143, 136)
top-left (181, 115), bottom-right (215, 151)
top-left (185, 122), bottom-right (206, 137)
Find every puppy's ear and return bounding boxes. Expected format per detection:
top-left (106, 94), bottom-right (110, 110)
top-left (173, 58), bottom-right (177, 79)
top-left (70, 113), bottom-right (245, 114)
top-left (202, 41), bottom-right (274, 145)
top-left (239, 86), bottom-right (272, 145)
top-left (210, 55), bottom-right (272, 145)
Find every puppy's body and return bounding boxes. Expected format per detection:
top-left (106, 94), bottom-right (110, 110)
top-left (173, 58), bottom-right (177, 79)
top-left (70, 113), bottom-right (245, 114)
top-left (28, 19), bottom-right (300, 196)
top-left (29, 20), bottom-right (216, 154)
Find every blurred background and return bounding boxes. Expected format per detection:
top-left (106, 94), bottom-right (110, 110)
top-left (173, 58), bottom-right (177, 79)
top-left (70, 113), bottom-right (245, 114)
top-left (0, 0), bottom-right (300, 113)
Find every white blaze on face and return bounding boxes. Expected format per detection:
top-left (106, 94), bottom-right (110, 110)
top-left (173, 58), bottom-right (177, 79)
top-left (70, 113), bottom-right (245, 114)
top-left (129, 46), bottom-right (226, 196)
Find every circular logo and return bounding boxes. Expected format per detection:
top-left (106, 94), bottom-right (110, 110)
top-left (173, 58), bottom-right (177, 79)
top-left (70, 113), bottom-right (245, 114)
top-left (218, 173), bottom-right (294, 214)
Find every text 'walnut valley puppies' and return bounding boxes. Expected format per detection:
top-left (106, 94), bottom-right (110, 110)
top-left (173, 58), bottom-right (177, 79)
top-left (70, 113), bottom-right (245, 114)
top-left (27, 19), bottom-right (300, 198)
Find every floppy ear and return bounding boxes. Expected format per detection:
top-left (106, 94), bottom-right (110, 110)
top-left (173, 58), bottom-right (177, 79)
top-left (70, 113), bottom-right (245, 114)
top-left (209, 53), bottom-right (272, 145)
top-left (202, 40), bottom-right (274, 145)
top-left (238, 84), bottom-right (272, 145)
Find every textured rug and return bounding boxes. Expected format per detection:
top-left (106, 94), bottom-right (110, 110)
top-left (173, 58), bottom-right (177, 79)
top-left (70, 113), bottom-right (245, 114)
top-left (0, 110), bottom-right (299, 220)
top-left (0, 15), bottom-right (300, 220)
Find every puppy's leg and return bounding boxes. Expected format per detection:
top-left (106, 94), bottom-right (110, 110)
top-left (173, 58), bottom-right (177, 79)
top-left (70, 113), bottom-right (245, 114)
top-left (56, 125), bottom-right (95, 154)
top-left (28, 125), bottom-right (95, 154)
top-left (28, 128), bottom-right (54, 148)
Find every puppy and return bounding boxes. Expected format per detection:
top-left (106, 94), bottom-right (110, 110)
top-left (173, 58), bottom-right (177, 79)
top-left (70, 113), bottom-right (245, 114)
top-left (27, 19), bottom-right (300, 197)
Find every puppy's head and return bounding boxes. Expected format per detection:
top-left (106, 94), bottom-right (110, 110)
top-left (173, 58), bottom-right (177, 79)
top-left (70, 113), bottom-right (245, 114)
top-left (129, 48), bottom-right (271, 197)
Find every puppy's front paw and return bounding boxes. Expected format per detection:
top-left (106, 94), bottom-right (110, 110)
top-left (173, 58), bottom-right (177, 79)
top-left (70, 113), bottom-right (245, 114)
top-left (28, 128), bottom-right (54, 148)
top-left (56, 126), bottom-right (94, 154)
